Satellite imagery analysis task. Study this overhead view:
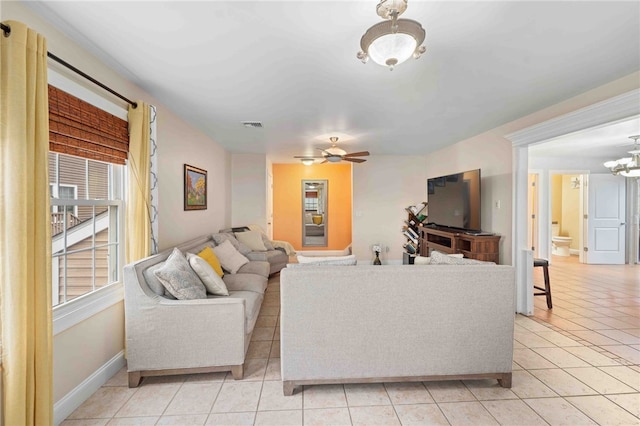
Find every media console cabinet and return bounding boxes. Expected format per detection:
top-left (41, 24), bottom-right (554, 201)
top-left (418, 225), bottom-right (501, 264)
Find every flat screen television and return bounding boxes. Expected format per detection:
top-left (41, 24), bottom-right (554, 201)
top-left (427, 169), bottom-right (481, 232)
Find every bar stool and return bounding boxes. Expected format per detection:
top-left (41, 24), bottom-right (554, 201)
top-left (533, 258), bottom-right (552, 309)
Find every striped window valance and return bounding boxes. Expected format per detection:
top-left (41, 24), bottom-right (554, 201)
top-left (48, 85), bottom-right (129, 164)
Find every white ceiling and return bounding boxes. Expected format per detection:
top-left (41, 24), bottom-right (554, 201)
top-left (24, 1), bottom-right (640, 163)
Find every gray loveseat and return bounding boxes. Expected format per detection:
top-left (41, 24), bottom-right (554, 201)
top-left (123, 232), bottom-right (284, 387)
top-left (280, 264), bottom-right (515, 395)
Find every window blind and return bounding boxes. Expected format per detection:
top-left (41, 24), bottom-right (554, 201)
top-left (48, 85), bottom-right (129, 164)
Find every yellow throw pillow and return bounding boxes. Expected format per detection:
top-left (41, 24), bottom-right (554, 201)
top-left (198, 246), bottom-right (224, 277)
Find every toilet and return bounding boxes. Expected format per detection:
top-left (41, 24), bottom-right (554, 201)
top-left (551, 223), bottom-right (572, 256)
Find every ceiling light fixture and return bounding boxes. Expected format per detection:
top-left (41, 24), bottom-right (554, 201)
top-left (301, 158), bottom-right (315, 166)
top-left (357, 0), bottom-right (426, 71)
top-left (604, 135), bottom-right (640, 178)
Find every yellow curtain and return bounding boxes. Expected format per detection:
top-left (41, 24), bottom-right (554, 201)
top-left (126, 102), bottom-right (152, 263)
top-left (0, 21), bottom-right (53, 425)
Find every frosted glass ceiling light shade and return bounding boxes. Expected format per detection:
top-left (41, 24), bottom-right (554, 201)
top-left (604, 135), bottom-right (640, 178)
top-left (357, 0), bottom-right (426, 70)
top-left (301, 158), bottom-right (315, 166)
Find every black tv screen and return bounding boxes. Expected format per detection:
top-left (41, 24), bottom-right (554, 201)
top-left (427, 169), bottom-right (481, 232)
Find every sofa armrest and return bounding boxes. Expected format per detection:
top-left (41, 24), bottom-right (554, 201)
top-left (125, 296), bottom-right (248, 371)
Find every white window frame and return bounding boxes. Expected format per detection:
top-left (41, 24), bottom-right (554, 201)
top-left (51, 199), bottom-right (125, 334)
top-left (49, 68), bottom-right (128, 335)
top-left (50, 183), bottom-right (78, 216)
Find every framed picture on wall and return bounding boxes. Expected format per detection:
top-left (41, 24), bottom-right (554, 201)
top-left (184, 164), bottom-right (207, 210)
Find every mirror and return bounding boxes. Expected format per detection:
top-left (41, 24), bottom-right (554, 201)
top-left (302, 180), bottom-right (328, 247)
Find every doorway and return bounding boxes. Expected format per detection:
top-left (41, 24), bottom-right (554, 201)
top-left (509, 90), bottom-right (640, 315)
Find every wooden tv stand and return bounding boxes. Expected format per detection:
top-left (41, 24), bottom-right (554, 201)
top-left (418, 225), bottom-right (501, 264)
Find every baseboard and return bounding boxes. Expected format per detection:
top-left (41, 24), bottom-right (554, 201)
top-left (54, 350), bottom-right (125, 426)
top-left (569, 249), bottom-right (580, 255)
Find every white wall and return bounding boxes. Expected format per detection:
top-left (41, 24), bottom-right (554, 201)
top-left (352, 156), bottom-right (428, 263)
top-left (231, 154), bottom-right (267, 231)
top-left (3, 0), bottom-right (231, 408)
top-left (424, 135), bottom-right (513, 264)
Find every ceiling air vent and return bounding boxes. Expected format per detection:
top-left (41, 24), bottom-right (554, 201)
top-left (242, 121), bottom-right (263, 128)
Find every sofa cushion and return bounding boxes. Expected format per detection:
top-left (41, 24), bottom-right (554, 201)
top-left (235, 230), bottom-right (267, 252)
top-left (197, 246), bottom-right (224, 277)
top-left (154, 248), bottom-right (206, 300)
top-left (212, 232), bottom-right (251, 255)
top-left (186, 252), bottom-right (229, 296)
top-left (213, 239), bottom-right (250, 274)
top-left (236, 260), bottom-right (270, 278)
top-left (223, 273), bottom-right (268, 294)
top-left (208, 290), bottom-right (263, 333)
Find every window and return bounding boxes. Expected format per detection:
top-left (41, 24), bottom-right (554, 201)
top-left (50, 152), bottom-right (124, 307)
top-left (305, 190), bottom-right (319, 211)
top-left (50, 183), bottom-right (78, 216)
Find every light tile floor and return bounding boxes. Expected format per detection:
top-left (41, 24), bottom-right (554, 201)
top-left (63, 256), bottom-right (640, 425)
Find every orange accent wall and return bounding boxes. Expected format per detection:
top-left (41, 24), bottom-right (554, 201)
top-left (273, 163), bottom-right (352, 251)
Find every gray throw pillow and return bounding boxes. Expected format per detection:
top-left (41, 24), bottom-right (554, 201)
top-left (212, 233), bottom-right (251, 255)
top-left (261, 234), bottom-right (275, 251)
top-left (213, 239), bottom-right (250, 274)
top-left (153, 248), bottom-right (207, 299)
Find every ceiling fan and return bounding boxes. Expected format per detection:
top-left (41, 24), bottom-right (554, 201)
top-left (294, 137), bottom-right (370, 164)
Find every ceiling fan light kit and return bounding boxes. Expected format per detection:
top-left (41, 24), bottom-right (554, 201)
top-left (357, 0), bottom-right (426, 70)
top-left (604, 135), bottom-right (640, 178)
top-left (293, 136), bottom-right (370, 164)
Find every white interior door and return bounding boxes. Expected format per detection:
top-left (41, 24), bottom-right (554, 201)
top-left (587, 174), bottom-right (626, 264)
top-left (267, 170), bottom-right (273, 239)
top-left (528, 173), bottom-right (539, 258)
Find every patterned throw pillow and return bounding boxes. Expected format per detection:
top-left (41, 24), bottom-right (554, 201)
top-left (186, 252), bottom-right (229, 296)
top-left (153, 248), bottom-right (206, 299)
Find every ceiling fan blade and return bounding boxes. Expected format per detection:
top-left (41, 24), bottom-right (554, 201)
top-left (293, 155), bottom-right (324, 159)
top-left (344, 151), bottom-right (370, 157)
top-left (343, 157), bottom-right (367, 163)
top-left (320, 159), bottom-right (328, 164)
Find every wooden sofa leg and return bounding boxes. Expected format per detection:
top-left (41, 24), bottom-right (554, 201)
top-left (231, 365), bottom-right (244, 380)
top-left (283, 381), bottom-right (296, 396)
top-left (128, 371), bottom-right (142, 388)
top-left (498, 373), bottom-right (512, 388)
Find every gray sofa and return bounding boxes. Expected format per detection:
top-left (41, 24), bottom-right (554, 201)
top-left (123, 233), bottom-right (281, 387)
top-left (280, 264), bottom-right (515, 396)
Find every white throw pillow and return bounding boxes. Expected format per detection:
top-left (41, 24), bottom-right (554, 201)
top-left (153, 248), bottom-right (207, 300)
top-left (186, 252), bottom-right (229, 296)
top-left (235, 230), bottom-right (267, 252)
top-left (414, 253), bottom-right (464, 265)
top-left (213, 239), bottom-right (250, 274)
top-left (430, 250), bottom-right (492, 265)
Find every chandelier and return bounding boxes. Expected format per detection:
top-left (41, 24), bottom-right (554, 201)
top-left (604, 135), bottom-right (640, 177)
top-left (357, 0), bottom-right (426, 70)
